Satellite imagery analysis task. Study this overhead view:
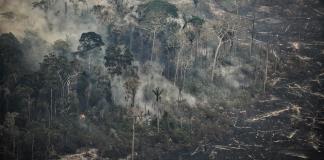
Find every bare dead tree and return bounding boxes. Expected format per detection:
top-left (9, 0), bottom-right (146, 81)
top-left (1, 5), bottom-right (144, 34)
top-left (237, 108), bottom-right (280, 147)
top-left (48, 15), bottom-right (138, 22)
top-left (153, 87), bottom-right (163, 102)
top-left (210, 22), bottom-right (231, 80)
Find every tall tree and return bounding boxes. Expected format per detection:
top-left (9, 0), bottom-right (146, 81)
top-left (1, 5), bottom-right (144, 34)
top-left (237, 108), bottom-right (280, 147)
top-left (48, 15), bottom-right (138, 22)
top-left (15, 85), bottom-right (33, 121)
top-left (39, 53), bottom-right (79, 123)
top-left (0, 33), bottom-right (23, 84)
top-left (163, 21), bottom-right (181, 79)
top-left (77, 32), bottom-right (104, 72)
top-left (210, 19), bottom-right (235, 81)
top-left (77, 32), bottom-right (104, 52)
top-left (193, 0), bottom-right (199, 8)
top-left (184, 15), bottom-right (205, 60)
top-left (138, 0), bottom-right (178, 61)
top-left (105, 45), bottom-right (134, 76)
top-left (52, 40), bottom-right (71, 57)
top-left (124, 77), bottom-right (140, 160)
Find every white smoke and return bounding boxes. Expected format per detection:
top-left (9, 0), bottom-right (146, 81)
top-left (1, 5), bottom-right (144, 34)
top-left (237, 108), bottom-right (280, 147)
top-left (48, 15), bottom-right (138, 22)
top-left (0, 0), bottom-right (110, 69)
top-left (111, 62), bottom-right (197, 115)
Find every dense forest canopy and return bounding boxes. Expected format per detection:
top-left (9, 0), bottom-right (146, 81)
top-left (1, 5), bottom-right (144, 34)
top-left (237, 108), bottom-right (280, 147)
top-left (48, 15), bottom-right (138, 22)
top-left (0, 0), bottom-right (323, 159)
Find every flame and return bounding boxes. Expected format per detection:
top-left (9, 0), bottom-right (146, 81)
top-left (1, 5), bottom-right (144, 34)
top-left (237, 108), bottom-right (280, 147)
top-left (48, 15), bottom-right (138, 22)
top-left (80, 113), bottom-right (86, 120)
top-left (292, 42), bottom-right (301, 50)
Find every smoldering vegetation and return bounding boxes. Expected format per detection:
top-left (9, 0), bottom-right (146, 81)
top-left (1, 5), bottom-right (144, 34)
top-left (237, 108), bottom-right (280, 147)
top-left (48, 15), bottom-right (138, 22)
top-left (0, 0), bottom-right (323, 159)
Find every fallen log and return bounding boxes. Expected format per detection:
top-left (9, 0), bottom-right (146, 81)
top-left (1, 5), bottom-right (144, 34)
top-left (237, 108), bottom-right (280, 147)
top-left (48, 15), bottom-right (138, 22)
top-left (246, 107), bottom-right (290, 122)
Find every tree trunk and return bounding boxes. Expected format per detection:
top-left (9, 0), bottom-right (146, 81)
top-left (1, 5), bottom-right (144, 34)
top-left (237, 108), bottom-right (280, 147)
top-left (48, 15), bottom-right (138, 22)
top-left (235, 0), bottom-right (239, 15)
top-left (61, 84), bottom-right (65, 104)
top-left (174, 44), bottom-right (183, 86)
top-left (132, 93), bottom-right (135, 108)
top-left (88, 55), bottom-right (91, 73)
top-left (131, 116), bottom-right (135, 160)
top-left (28, 96), bottom-right (31, 121)
top-left (190, 117), bottom-right (192, 138)
top-left (5, 96), bottom-right (9, 113)
top-left (31, 134), bottom-right (34, 160)
top-left (47, 132), bottom-right (51, 160)
top-left (264, 44), bottom-right (269, 93)
top-left (196, 37), bottom-right (199, 60)
top-left (211, 39), bottom-right (222, 81)
top-left (130, 26), bottom-right (134, 52)
top-left (12, 135), bottom-right (15, 154)
top-left (157, 115), bottom-right (160, 133)
top-left (167, 114), bottom-right (169, 131)
top-left (140, 31), bottom-right (144, 58)
top-left (50, 88), bottom-right (53, 128)
top-left (181, 67), bottom-right (187, 88)
top-left (157, 104), bottom-right (160, 134)
top-left (250, 8), bottom-right (256, 57)
top-left (151, 29), bottom-right (156, 61)
top-left (64, 2), bottom-right (68, 16)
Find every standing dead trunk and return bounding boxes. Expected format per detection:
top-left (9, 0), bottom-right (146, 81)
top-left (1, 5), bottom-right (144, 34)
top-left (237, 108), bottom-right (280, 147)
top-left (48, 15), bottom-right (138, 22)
top-left (151, 29), bottom-right (157, 61)
top-left (5, 95), bottom-right (9, 113)
top-left (64, 2), bottom-right (68, 16)
top-left (196, 37), bottom-right (199, 59)
top-left (157, 110), bottom-right (160, 133)
top-left (182, 67), bottom-right (187, 87)
top-left (264, 44), bottom-right (269, 93)
top-left (190, 117), bottom-right (192, 136)
top-left (130, 26), bottom-right (134, 52)
top-left (235, 0), bottom-right (239, 15)
top-left (174, 44), bottom-right (183, 86)
top-left (131, 116), bottom-right (135, 160)
top-left (87, 84), bottom-right (91, 110)
top-left (211, 39), bottom-right (222, 81)
top-left (47, 132), bottom-right (51, 160)
top-left (28, 96), bottom-right (31, 121)
top-left (88, 55), bottom-right (91, 73)
top-left (189, 112), bottom-right (193, 144)
top-left (12, 134), bottom-right (15, 154)
top-left (250, 6), bottom-right (256, 57)
top-left (140, 31), bottom-right (144, 58)
top-left (31, 134), bottom-right (34, 160)
top-left (166, 114), bottom-right (170, 131)
top-left (50, 88), bottom-right (53, 128)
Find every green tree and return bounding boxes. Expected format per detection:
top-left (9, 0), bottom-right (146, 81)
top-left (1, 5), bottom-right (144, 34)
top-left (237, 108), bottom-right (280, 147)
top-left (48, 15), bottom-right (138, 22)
top-left (15, 85), bottom-right (34, 121)
top-left (0, 33), bottom-right (23, 84)
top-left (2, 112), bottom-right (20, 159)
top-left (104, 45), bottom-right (133, 76)
top-left (193, 0), bottom-right (199, 8)
top-left (138, 0), bottom-right (178, 61)
top-left (52, 40), bottom-right (71, 56)
top-left (77, 32), bottom-right (104, 51)
top-left (184, 15), bottom-right (205, 59)
top-left (39, 53), bottom-right (79, 126)
top-left (162, 22), bottom-right (181, 79)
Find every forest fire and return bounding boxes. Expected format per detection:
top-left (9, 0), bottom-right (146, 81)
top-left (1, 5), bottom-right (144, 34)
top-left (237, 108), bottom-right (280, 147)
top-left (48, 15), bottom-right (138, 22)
top-left (80, 113), bottom-right (86, 120)
top-left (291, 42), bottom-right (301, 51)
top-left (0, 0), bottom-right (323, 159)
